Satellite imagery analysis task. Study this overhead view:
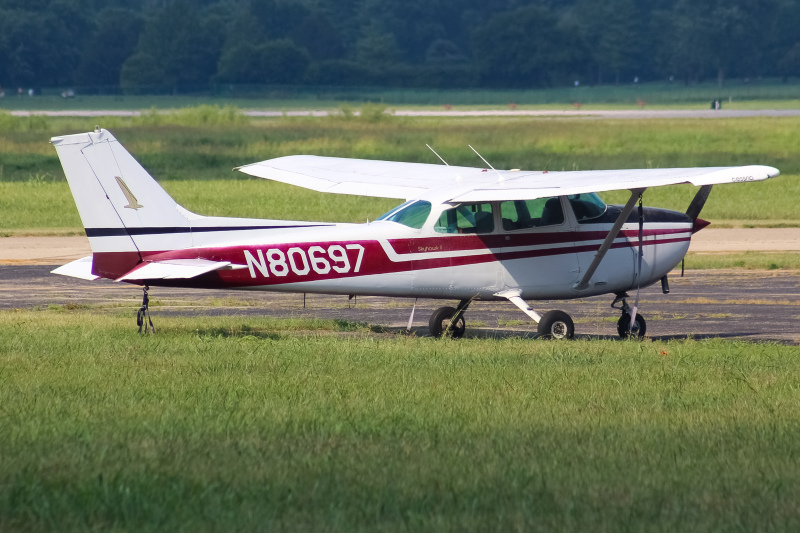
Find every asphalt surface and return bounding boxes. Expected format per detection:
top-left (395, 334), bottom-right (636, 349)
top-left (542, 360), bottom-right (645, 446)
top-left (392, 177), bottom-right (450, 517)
top-left (2, 265), bottom-right (798, 343)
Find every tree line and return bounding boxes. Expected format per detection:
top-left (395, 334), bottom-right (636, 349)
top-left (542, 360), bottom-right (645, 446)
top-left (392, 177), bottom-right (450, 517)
top-left (1, 0), bottom-right (799, 93)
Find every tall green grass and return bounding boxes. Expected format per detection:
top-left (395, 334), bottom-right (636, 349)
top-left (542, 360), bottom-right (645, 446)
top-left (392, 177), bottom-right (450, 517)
top-left (2, 113), bottom-right (798, 232)
top-left (2, 309), bottom-right (800, 531)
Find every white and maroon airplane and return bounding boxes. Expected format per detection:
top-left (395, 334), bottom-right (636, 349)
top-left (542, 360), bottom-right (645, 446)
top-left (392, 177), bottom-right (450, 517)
top-left (51, 128), bottom-right (780, 339)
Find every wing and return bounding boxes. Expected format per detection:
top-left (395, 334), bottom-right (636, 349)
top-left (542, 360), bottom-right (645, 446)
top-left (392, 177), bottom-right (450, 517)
top-left (238, 155), bottom-right (780, 202)
top-left (448, 165), bottom-right (780, 202)
top-left (237, 155), bottom-right (508, 199)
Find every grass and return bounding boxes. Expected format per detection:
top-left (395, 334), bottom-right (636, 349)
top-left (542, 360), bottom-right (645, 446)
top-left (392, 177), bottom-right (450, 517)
top-left (4, 79), bottom-right (800, 109)
top-left (2, 112), bottom-right (800, 234)
top-left (2, 308), bottom-right (800, 531)
top-left (680, 252), bottom-right (800, 271)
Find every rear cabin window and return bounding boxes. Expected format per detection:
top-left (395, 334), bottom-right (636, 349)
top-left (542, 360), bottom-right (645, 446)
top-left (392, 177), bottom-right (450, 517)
top-left (434, 203), bottom-right (494, 234)
top-left (499, 197), bottom-right (564, 231)
top-left (377, 200), bottom-right (431, 229)
top-left (568, 193), bottom-right (607, 222)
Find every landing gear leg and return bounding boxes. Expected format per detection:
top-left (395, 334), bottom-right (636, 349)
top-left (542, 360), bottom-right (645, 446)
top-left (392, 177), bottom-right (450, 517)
top-left (611, 293), bottom-right (646, 339)
top-left (429, 298), bottom-right (471, 338)
top-left (137, 285), bottom-right (155, 334)
top-left (497, 291), bottom-right (574, 340)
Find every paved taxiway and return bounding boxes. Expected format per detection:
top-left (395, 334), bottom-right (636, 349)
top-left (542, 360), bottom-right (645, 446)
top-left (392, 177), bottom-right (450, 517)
top-left (2, 264), bottom-right (798, 343)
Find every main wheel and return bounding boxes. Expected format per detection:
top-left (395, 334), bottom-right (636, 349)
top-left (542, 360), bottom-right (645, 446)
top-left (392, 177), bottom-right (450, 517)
top-left (429, 306), bottom-right (466, 338)
top-left (617, 312), bottom-right (646, 339)
top-left (537, 310), bottom-right (574, 339)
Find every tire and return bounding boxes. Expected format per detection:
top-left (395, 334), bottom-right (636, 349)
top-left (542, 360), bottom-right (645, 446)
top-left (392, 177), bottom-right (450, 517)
top-left (617, 312), bottom-right (646, 339)
top-left (429, 306), bottom-right (466, 338)
top-left (537, 310), bottom-right (574, 339)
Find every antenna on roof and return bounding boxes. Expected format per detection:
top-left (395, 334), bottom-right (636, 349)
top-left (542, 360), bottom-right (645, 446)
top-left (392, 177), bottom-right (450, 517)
top-left (426, 144), bottom-right (449, 166)
top-left (469, 145), bottom-right (503, 182)
top-left (428, 144), bottom-right (462, 181)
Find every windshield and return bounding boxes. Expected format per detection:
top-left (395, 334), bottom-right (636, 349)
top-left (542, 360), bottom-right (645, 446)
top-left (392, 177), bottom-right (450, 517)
top-left (568, 193), bottom-right (607, 222)
top-left (377, 200), bottom-right (432, 229)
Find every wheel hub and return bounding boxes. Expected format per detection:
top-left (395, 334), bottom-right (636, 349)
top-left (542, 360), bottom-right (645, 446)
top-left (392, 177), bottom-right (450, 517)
top-left (551, 321), bottom-right (568, 338)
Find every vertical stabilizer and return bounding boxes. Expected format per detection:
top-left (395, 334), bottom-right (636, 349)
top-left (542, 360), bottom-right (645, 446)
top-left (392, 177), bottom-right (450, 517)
top-left (51, 129), bottom-right (193, 277)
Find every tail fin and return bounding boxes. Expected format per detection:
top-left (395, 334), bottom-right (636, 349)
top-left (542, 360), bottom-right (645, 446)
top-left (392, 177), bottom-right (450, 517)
top-left (51, 128), bottom-right (193, 277)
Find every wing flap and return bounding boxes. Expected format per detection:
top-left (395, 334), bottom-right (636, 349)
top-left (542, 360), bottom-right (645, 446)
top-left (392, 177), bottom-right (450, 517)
top-left (115, 259), bottom-right (241, 281)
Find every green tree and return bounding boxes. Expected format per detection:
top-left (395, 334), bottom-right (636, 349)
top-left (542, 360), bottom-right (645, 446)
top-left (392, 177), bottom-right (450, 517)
top-left (260, 40), bottom-right (311, 84)
top-left (354, 21), bottom-right (402, 66)
top-left (250, 0), bottom-right (309, 40)
top-left (216, 44), bottom-right (266, 84)
top-left (120, 0), bottom-right (221, 91)
top-left (120, 53), bottom-right (165, 91)
top-left (293, 13), bottom-right (344, 61)
top-left (574, 0), bottom-right (640, 84)
top-left (472, 5), bottom-right (589, 87)
top-left (0, 7), bottom-right (86, 87)
top-left (74, 8), bottom-right (145, 87)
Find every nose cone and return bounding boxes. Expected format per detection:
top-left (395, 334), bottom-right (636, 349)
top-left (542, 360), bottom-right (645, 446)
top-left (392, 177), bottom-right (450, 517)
top-left (692, 217), bottom-right (711, 234)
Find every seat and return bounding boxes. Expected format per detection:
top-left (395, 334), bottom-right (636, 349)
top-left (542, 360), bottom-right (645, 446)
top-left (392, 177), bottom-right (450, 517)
top-left (473, 211), bottom-right (494, 233)
top-left (540, 198), bottom-right (564, 226)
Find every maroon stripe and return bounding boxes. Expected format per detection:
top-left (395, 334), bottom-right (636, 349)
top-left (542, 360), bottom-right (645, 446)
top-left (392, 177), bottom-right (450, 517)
top-left (95, 233), bottom-right (691, 288)
top-left (388, 227), bottom-right (691, 255)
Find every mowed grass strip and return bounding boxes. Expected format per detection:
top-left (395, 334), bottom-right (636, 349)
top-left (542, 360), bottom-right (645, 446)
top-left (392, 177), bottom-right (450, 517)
top-left (681, 252), bottom-right (800, 271)
top-left (2, 309), bottom-right (800, 531)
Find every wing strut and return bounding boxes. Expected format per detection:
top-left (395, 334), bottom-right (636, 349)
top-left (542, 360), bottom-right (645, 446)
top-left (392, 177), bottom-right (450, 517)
top-left (495, 289), bottom-right (542, 323)
top-left (574, 188), bottom-right (645, 291)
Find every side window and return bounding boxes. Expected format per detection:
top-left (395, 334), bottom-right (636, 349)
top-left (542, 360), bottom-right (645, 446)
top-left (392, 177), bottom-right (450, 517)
top-left (434, 203), bottom-right (494, 234)
top-left (568, 193), bottom-right (607, 223)
top-left (499, 197), bottom-right (564, 231)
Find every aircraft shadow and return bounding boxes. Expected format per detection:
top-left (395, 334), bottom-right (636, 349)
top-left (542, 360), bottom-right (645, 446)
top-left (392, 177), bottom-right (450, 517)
top-left (380, 325), bottom-right (766, 342)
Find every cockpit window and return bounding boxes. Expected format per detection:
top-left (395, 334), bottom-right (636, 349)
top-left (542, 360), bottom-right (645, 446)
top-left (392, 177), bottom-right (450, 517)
top-left (377, 200), bottom-right (431, 229)
top-left (499, 197), bottom-right (564, 231)
top-left (434, 203), bottom-right (494, 234)
top-left (568, 193), bottom-right (607, 223)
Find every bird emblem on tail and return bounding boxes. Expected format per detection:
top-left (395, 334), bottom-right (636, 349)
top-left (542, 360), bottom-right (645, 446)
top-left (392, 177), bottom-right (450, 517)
top-left (115, 176), bottom-right (143, 209)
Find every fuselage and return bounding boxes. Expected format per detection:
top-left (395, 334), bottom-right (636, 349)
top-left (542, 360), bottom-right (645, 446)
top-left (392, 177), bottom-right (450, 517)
top-left (93, 195), bottom-right (695, 302)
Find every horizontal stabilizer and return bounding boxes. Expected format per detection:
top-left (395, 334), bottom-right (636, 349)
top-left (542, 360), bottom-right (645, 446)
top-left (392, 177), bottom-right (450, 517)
top-left (51, 256), bottom-right (100, 281)
top-left (115, 259), bottom-right (246, 282)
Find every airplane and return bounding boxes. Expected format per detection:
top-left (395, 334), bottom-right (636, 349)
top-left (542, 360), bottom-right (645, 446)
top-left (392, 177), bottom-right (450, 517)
top-left (50, 128), bottom-right (780, 339)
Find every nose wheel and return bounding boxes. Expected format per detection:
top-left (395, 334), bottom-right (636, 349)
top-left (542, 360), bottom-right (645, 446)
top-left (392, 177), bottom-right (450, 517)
top-left (617, 312), bottom-right (646, 338)
top-left (612, 294), bottom-right (646, 339)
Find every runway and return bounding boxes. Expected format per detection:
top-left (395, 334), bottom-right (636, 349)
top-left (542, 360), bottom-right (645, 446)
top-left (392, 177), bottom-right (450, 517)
top-left (2, 264), bottom-right (798, 343)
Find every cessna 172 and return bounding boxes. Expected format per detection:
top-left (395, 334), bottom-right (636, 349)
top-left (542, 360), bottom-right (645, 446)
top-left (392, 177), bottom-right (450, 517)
top-left (51, 128), bottom-right (780, 339)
